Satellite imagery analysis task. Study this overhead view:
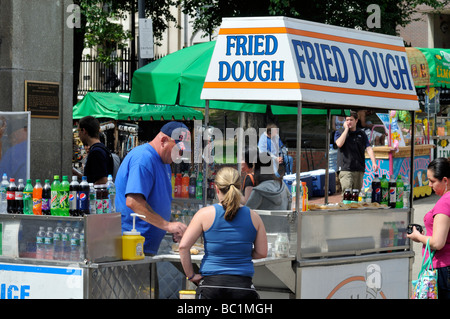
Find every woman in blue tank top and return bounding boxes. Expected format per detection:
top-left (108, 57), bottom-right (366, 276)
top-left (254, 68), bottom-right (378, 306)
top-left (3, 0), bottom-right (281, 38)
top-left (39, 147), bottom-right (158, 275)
top-left (179, 167), bottom-right (267, 299)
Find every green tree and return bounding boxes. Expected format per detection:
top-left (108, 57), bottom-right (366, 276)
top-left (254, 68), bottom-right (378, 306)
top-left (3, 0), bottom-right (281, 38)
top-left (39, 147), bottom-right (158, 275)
top-left (73, 0), bottom-right (179, 103)
top-left (180, 0), bottom-right (450, 38)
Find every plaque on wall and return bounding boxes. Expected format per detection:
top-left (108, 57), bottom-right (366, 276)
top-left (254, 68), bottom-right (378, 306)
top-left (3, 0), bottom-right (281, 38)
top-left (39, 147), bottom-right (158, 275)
top-left (25, 80), bottom-right (60, 118)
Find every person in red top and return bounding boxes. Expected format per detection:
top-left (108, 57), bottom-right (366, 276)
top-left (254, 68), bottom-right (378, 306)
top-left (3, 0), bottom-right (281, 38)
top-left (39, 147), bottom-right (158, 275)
top-left (408, 157), bottom-right (450, 299)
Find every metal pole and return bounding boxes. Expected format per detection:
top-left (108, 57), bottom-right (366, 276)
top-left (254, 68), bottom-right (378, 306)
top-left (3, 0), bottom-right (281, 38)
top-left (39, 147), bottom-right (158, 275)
top-left (138, 0), bottom-right (146, 69)
top-left (296, 101), bottom-right (302, 260)
top-left (203, 100), bottom-right (210, 207)
top-left (325, 109), bottom-right (331, 204)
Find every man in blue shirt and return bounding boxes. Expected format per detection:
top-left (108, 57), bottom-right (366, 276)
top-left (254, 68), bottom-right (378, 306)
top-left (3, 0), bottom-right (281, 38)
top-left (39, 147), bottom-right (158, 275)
top-left (115, 122), bottom-right (190, 255)
top-left (258, 123), bottom-right (293, 176)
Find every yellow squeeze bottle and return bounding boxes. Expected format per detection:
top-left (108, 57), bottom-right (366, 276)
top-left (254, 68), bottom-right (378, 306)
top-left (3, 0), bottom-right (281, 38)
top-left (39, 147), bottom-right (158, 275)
top-left (122, 213), bottom-right (146, 260)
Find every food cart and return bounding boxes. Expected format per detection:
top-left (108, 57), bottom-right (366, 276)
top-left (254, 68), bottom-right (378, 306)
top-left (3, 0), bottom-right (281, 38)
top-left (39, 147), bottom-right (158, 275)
top-left (197, 16), bottom-right (419, 298)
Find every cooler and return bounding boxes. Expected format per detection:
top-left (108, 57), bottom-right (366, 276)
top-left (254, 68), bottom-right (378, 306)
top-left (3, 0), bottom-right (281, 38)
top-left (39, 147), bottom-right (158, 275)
top-left (308, 169), bottom-right (336, 197)
top-left (283, 173), bottom-right (313, 199)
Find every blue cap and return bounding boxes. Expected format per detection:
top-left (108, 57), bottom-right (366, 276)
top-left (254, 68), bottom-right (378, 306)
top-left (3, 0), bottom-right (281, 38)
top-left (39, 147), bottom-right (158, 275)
top-left (160, 121), bottom-right (190, 151)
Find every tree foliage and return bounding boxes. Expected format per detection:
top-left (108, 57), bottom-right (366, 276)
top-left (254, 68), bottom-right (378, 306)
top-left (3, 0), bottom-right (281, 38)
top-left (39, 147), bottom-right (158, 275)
top-left (180, 0), bottom-right (450, 39)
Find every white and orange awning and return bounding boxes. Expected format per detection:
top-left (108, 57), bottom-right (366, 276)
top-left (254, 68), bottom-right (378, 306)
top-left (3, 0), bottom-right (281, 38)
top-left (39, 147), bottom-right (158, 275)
top-left (201, 17), bottom-right (420, 111)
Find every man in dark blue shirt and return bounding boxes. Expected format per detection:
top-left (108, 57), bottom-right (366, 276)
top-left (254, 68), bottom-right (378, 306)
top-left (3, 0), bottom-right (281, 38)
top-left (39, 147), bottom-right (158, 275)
top-left (335, 111), bottom-right (378, 192)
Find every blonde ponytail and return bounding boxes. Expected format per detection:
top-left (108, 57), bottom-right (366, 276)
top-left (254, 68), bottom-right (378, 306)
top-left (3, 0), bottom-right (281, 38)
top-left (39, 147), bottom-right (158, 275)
top-left (215, 167), bottom-right (242, 221)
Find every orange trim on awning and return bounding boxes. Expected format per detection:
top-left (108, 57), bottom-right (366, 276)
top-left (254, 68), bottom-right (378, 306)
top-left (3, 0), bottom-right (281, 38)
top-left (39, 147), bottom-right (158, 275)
top-left (203, 81), bottom-right (418, 100)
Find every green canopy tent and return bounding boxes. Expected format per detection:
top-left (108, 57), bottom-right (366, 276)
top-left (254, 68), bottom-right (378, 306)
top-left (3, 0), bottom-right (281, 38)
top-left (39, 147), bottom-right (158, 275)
top-left (73, 92), bottom-right (204, 120)
top-left (129, 41), bottom-right (345, 116)
top-left (406, 47), bottom-right (450, 89)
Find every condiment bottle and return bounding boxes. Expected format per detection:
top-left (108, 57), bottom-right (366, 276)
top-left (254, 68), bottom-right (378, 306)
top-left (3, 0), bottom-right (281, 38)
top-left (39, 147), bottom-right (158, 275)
top-left (122, 213), bottom-right (146, 260)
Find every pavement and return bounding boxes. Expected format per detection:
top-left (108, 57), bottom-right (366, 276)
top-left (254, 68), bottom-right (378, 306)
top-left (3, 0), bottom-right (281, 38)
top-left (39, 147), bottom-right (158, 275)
top-left (309, 191), bottom-right (438, 281)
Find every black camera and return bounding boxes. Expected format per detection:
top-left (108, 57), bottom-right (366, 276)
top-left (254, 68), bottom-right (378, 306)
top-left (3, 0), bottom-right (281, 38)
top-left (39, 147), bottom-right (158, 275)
top-left (407, 223), bottom-right (423, 234)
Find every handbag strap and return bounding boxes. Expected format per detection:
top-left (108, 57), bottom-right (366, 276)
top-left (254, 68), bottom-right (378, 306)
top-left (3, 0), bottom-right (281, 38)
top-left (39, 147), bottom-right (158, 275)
top-left (420, 239), bottom-right (435, 273)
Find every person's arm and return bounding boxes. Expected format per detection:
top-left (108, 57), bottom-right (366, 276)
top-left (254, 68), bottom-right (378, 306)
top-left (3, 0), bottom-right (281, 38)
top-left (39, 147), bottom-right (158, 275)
top-left (126, 193), bottom-right (187, 241)
top-left (241, 186), bottom-right (254, 204)
top-left (335, 123), bottom-right (349, 148)
top-left (408, 214), bottom-right (450, 251)
top-left (179, 208), bottom-right (208, 285)
top-left (250, 209), bottom-right (268, 259)
top-left (365, 146), bottom-right (378, 173)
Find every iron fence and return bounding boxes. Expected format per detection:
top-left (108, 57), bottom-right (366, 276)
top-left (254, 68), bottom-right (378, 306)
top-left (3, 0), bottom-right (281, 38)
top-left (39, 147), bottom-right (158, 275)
top-left (77, 49), bottom-right (163, 96)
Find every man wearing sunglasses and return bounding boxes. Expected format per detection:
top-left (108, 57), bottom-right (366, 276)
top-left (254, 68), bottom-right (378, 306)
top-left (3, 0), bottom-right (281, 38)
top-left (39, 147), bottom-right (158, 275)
top-left (115, 121), bottom-right (191, 256)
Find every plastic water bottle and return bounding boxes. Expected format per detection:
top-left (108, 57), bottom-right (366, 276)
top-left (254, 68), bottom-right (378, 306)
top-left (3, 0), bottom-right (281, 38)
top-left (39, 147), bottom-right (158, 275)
top-left (70, 228), bottom-right (81, 261)
top-left (62, 222), bottom-right (73, 260)
top-left (80, 229), bottom-right (85, 260)
top-left (36, 226), bottom-right (46, 259)
top-left (44, 227), bottom-right (54, 260)
top-left (107, 175), bottom-right (116, 213)
top-left (89, 183), bottom-right (96, 214)
top-left (403, 178), bottom-right (410, 209)
top-left (53, 222), bottom-right (64, 260)
top-left (0, 173), bottom-right (8, 213)
top-left (328, 144), bottom-right (337, 172)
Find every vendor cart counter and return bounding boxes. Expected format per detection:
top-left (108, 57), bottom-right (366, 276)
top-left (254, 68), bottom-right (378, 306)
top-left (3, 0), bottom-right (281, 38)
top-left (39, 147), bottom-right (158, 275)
top-left (152, 207), bottom-right (414, 299)
top-left (0, 213), bottom-right (155, 299)
top-left (364, 144), bottom-right (434, 198)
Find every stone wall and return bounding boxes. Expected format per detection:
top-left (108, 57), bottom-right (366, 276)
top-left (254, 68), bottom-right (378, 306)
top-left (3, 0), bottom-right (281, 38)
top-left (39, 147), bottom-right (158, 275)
top-left (0, 0), bottom-right (73, 180)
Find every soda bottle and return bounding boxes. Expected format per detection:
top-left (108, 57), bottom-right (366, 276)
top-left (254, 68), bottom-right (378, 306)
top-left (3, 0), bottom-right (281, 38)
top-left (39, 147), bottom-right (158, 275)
top-left (69, 176), bottom-right (79, 216)
top-left (388, 176), bottom-right (397, 208)
top-left (196, 172), bottom-right (203, 199)
top-left (36, 226), bottom-right (46, 259)
top-left (371, 174), bottom-right (381, 203)
top-left (32, 179), bottom-right (43, 215)
top-left (102, 185), bottom-right (110, 214)
top-left (78, 176), bottom-right (90, 216)
top-left (59, 176), bottom-right (70, 216)
top-left (291, 180), bottom-right (296, 211)
top-left (380, 175), bottom-right (389, 206)
top-left (343, 188), bottom-right (351, 204)
top-left (70, 228), bottom-right (81, 261)
top-left (62, 222), bottom-right (73, 260)
top-left (175, 173), bottom-right (182, 198)
top-left (52, 222), bottom-right (64, 260)
top-left (380, 222), bottom-right (390, 248)
top-left (95, 185), bottom-right (103, 214)
top-left (23, 179), bottom-right (33, 215)
top-left (302, 182), bottom-right (308, 211)
top-left (44, 227), bottom-right (54, 260)
top-left (50, 175), bottom-right (61, 216)
top-left (41, 179), bottom-right (51, 215)
top-left (188, 171), bottom-right (196, 199)
top-left (107, 175), bottom-right (116, 213)
top-left (89, 183), bottom-right (96, 214)
top-left (16, 179), bottom-right (25, 214)
top-left (181, 172), bottom-right (189, 198)
top-left (0, 173), bottom-right (8, 213)
top-left (351, 189), bottom-right (359, 203)
top-left (6, 178), bottom-right (17, 214)
top-left (396, 175), bottom-right (404, 208)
